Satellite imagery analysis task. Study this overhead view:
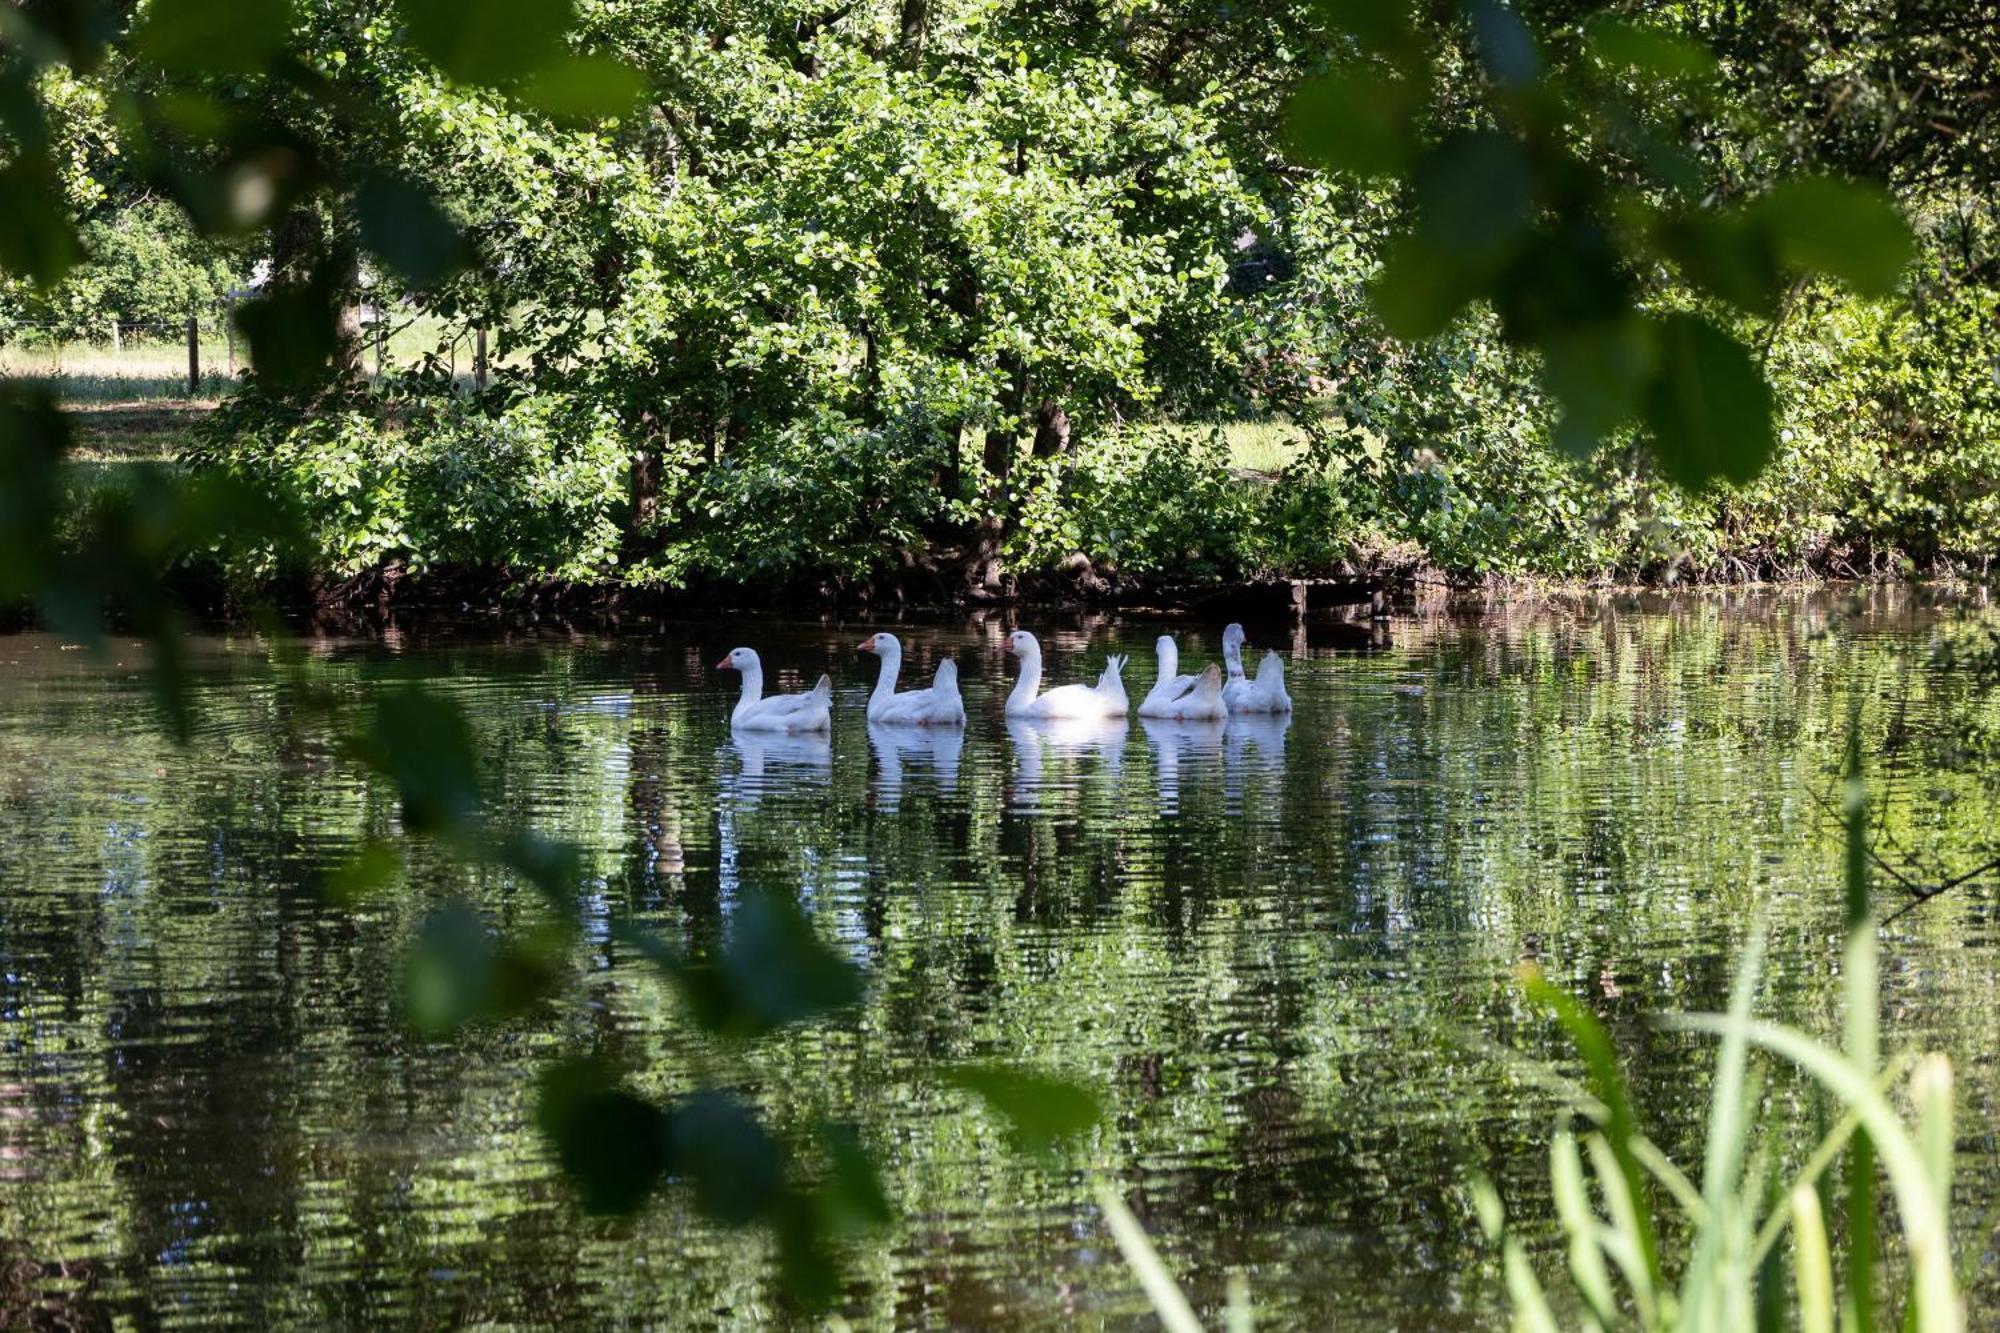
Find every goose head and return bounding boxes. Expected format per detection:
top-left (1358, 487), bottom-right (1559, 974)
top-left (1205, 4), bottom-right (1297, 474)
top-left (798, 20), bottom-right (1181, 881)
top-left (1222, 623), bottom-right (1246, 652)
top-left (1004, 630), bottom-right (1041, 661)
top-left (858, 631), bottom-right (901, 655)
top-left (716, 646), bottom-right (759, 672)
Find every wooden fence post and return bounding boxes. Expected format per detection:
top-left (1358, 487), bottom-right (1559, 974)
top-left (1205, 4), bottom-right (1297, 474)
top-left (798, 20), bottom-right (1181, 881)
top-left (474, 326), bottom-right (488, 391)
top-left (226, 294), bottom-right (236, 374)
top-left (111, 317), bottom-right (122, 352)
top-left (186, 315), bottom-right (200, 393)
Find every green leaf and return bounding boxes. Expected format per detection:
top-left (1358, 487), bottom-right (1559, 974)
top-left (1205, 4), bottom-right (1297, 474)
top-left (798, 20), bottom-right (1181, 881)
top-left (716, 892), bottom-right (865, 1035)
top-left (1585, 17), bottom-right (1718, 84)
top-left (1641, 313), bottom-right (1776, 489)
top-left (536, 1058), bottom-right (671, 1215)
top-left (397, 0), bottom-right (576, 86)
top-left (1655, 209), bottom-right (1783, 318)
top-left (348, 683), bottom-right (483, 836)
top-left (1369, 235), bottom-right (1473, 340)
top-left (325, 838), bottom-right (402, 904)
top-left (1284, 69), bottom-right (1417, 178)
top-left (1309, 0), bottom-right (1424, 69)
top-left (1541, 319), bottom-right (1651, 456)
top-left (356, 173), bottom-right (467, 288)
top-left (131, 0), bottom-right (293, 74)
top-left (0, 163), bottom-right (81, 287)
top-left (517, 54), bottom-right (648, 123)
top-left (943, 1064), bottom-right (1100, 1156)
top-left (233, 267), bottom-right (343, 397)
top-left (1415, 131), bottom-right (1532, 265)
top-left (403, 902), bottom-right (496, 1033)
top-left (1749, 177), bottom-right (1913, 298)
top-left (817, 1121), bottom-right (892, 1234)
top-left (669, 1091), bottom-right (785, 1226)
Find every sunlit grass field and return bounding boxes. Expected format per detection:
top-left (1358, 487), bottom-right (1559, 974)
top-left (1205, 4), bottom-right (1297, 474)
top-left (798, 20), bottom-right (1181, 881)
top-left (7, 328), bottom-right (1322, 479)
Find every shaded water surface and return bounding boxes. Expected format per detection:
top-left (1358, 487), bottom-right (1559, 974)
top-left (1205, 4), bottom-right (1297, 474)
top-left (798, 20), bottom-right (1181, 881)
top-left (2, 591), bottom-right (1998, 1327)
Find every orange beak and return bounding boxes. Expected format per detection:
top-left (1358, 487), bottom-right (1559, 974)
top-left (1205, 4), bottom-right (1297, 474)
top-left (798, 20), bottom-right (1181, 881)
top-left (715, 655), bottom-right (733, 670)
top-left (856, 638), bottom-right (876, 652)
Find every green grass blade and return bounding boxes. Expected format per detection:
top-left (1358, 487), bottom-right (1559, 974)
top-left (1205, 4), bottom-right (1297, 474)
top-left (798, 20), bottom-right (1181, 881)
top-left (1586, 1133), bottom-right (1662, 1329)
top-left (1552, 1121), bottom-right (1617, 1329)
top-left (1750, 1058), bottom-right (1910, 1269)
top-left (1096, 1182), bottom-right (1206, 1333)
top-left (1521, 964), bottom-right (1664, 1296)
top-left (1225, 1271), bottom-right (1254, 1333)
top-left (1791, 1183), bottom-right (1835, 1333)
top-left (1842, 730), bottom-right (1880, 1333)
top-left (1668, 1016), bottom-right (1960, 1332)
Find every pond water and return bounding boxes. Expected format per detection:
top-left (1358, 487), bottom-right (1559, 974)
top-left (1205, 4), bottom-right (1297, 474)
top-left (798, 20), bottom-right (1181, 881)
top-left (2, 590), bottom-right (1997, 1328)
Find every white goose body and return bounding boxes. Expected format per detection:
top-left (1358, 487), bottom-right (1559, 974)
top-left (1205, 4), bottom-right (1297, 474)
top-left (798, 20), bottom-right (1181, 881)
top-left (1220, 622), bottom-right (1293, 714)
top-left (716, 647), bottom-right (833, 731)
top-left (1137, 635), bottom-right (1228, 721)
top-left (858, 632), bottom-right (966, 726)
top-left (1003, 630), bottom-right (1127, 719)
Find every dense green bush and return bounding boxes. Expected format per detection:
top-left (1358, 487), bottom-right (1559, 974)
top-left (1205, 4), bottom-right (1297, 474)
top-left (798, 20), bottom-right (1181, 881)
top-left (1, 200), bottom-right (247, 344)
top-left (183, 392), bottom-right (628, 582)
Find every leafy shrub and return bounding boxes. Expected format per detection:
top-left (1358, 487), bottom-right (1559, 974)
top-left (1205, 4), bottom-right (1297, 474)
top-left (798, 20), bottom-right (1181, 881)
top-left (632, 403), bottom-right (949, 587)
top-left (185, 391), bottom-right (628, 582)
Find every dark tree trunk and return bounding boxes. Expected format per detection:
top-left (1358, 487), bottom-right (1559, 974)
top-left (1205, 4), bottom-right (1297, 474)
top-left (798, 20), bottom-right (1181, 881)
top-left (898, 0), bottom-right (927, 64)
top-left (970, 354), bottom-right (1028, 594)
top-left (1031, 399), bottom-right (1071, 458)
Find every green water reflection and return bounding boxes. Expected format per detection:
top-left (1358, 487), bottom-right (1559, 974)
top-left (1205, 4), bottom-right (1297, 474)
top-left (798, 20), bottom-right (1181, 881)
top-left (1, 590), bottom-right (1996, 1327)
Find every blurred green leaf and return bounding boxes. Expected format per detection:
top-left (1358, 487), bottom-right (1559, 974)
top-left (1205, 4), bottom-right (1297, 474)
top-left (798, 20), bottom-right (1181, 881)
top-left (1283, 69), bottom-right (1417, 178)
top-left (1585, 17), bottom-right (1718, 85)
top-left (1541, 318), bottom-right (1651, 456)
top-left (1643, 313), bottom-right (1776, 489)
top-left (0, 163), bottom-right (81, 287)
top-left (404, 902), bottom-right (497, 1033)
top-left (1749, 177), bottom-right (1913, 298)
top-left (817, 1121), bottom-right (892, 1234)
top-left (132, 0), bottom-right (293, 75)
top-left (397, 0), bottom-right (575, 85)
top-left (349, 684), bottom-right (482, 835)
top-left (943, 1064), bottom-right (1100, 1156)
top-left (518, 54), bottom-right (649, 123)
top-left (494, 831), bottom-right (581, 913)
top-left (670, 1091), bottom-right (785, 1225)
top-left (536, 1058), bottom-right (671, 1215)
top-left (719, 893), bottom-right (865, 1034)
top-left (326, 839), bottom-right (402, 904)
top-left (1416, 131), bottom-right (1533, 265)
top-left (1468, 0), bottom-right (1540, 87)
top-left (233, 264), bottom-right (342, 396)
top-left (356, 173), bottom-right (467, 288)
top-left (0, 384), bottom-right (68, 601)
top-left (1309, 0), bottom-right (1423, 69)
top-left (1369, 235), bottom-right (1472, 340)
top-left (1655, 209), bottom-right (1783, 318)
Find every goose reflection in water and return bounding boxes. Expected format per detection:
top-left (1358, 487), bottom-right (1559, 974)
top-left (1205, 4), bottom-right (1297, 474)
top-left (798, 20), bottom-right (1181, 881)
top-left (1004, 714), bottom-right (1128, 811)
top-left (867, 720), bottom-right (965, 812)
top-left (1223, 711), bottom-right (1291, 814)
top-left (1139, 716), bottom-right (1226, 815)
top-left (721, 728), bottom-right (832, 810)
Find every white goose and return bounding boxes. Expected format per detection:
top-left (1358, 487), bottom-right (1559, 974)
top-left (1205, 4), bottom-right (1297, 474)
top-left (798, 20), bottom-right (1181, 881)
top-left (1221, 622), bottom-right (1292, 714)
top-left (715, 647), bottom-right (832, 731)
top-left (1137, 635), bottom-right (1228, 721)
top-left (857, 632), bottom-right (966, 726)
top-left (1003, 630), bottom-right (1127, 719)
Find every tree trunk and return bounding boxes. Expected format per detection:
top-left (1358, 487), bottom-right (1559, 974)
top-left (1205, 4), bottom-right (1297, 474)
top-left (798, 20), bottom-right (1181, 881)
top-left (898, 0), bottom-right (927, 65)
top-left (186, 316), bottom-right (200, 394)
top-left (1031, 399), bottom-right (1070, 458)
top-left (970, 354), bottom-right (1028, 594)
